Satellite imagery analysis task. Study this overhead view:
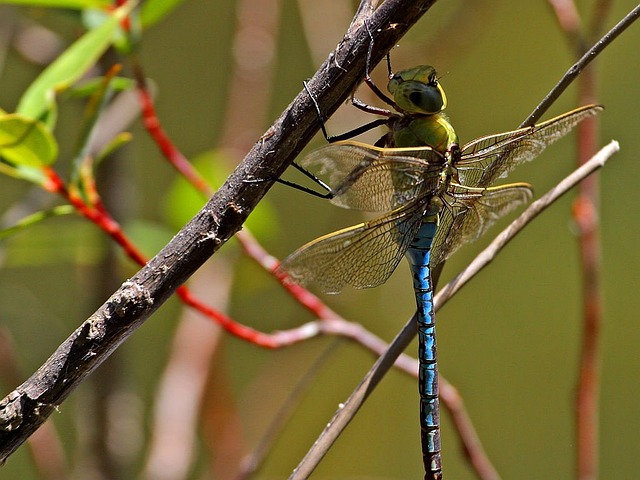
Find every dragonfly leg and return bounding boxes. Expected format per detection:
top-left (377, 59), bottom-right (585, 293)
top-left (245, 175), bottom-right (333, 199)
top-left (385, 51), bottom-right (393, 78)
top-left (272, 177), bottom-right (333, 199)
top-left (362, 20), bottom-right (397, 108)
top-left (302, 21), bottom-right (408, 143)
top-left (288, 162), bottom-right (334, 198)
top-left (351, 26), bottom-right (395, 115)
top-left (246, 160), bottom-right (334, 199)
top-left (303, 81), bottom-right (390, 143)
top-left (350, 95), bottom-right (393, 116)
top-left (303, 80), bottom-right (332, 142)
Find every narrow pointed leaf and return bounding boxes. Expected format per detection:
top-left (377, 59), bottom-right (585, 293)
top-left (0, 206), bottom-right (74, 240)
top-left (16, 2), bottom-right (134, 122)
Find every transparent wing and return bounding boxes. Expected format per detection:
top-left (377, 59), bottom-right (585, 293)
top-left (456, 105), bottom-right (603, 188)
top-left (301, 141), bottom-right (446, 212)
top-left (276, 201), bottom-right (427, 294)
top-left (431, 183), bottom-right (533, 266)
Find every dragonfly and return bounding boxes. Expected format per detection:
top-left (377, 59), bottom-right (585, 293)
top-left (277, 63), bottom-right (602, 479)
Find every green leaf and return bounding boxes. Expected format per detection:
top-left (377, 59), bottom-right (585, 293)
top-left (69, 76), bottom-right (136, 98)
top-left (16, 2), bottom-right (134, 123)
top-left (0, 0), bottom-right (109, 8)
top-left (95, 132), bottom-right (133, 164)
top-left (140, 0), bottom-right (188, 27)
top-left (0, 113), bottom-right (58, 167)
top-left (69, 68), bottom-right (122, 194)
top-left (0, 206), bottom-right (74, 240)
top-left (82, 7), bottom-right (138, 53)
top-left (0, 161), bottom-right (48, 185)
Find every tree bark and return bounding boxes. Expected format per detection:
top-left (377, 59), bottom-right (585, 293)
top-left (0, 0), bottom-right (438, 462)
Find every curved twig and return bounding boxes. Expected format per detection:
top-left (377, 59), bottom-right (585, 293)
top-left (434, 141), bottom-right (618, 310)
top-left (288, 140), bottom-right (618, 480)
top-left (521, 4), bottom-right (640, 127)
top-left (289, 311), bottom-right (420, 480)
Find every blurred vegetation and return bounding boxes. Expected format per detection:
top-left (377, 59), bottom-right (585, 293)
top-left (0, 1), bottom-right (639, 479)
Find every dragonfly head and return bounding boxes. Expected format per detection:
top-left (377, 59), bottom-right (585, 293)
top-left (387, 65), bottom-right (447, 116)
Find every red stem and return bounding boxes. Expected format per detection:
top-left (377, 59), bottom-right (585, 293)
top-left (134, 71), bottom-right (213, 196)
top-left (574, 65), bottom-right (602, 480)
top-left (547, 3), bottom-right (605, 477)
top-left (43, 167), bottom-right (284, 346)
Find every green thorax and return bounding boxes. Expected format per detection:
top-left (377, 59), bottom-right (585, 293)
top-left (385, 65), bottom-right (458, 152)
top-left (389, 114), bottom-right (458, 152)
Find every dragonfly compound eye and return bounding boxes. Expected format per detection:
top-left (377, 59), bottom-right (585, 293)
top-left (392, 80), bottom-right (447, 115)
top-left (387, 65), bottom-right (447, 115)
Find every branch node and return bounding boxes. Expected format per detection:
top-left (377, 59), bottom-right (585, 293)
top-left (0, 391), bottom-right (24, 432)
top-left (101, 281), bottom-right (155, 321)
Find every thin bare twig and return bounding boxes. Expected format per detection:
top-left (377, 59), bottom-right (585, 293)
top-left (439, 379), bottom-right (500, 480)
top-left (287, 140), bottom-right (618, 480)
top-left (236, 341), bottom-right (342, 480)
top-left (434, 141), bottom-right (618, 309)
top-left (574, 150), bottom-right (602, 480)
top-left (521, 4), bottom-right (640, 127)
top-left (289, 310), bottom-right (419, 480)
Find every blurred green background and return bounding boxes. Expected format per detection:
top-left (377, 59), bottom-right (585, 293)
top-left (0, 1), bottom-right (639, 479)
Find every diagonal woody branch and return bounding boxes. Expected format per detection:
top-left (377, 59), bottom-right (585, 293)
top-left (0, 0), bottom-right (439, 462)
